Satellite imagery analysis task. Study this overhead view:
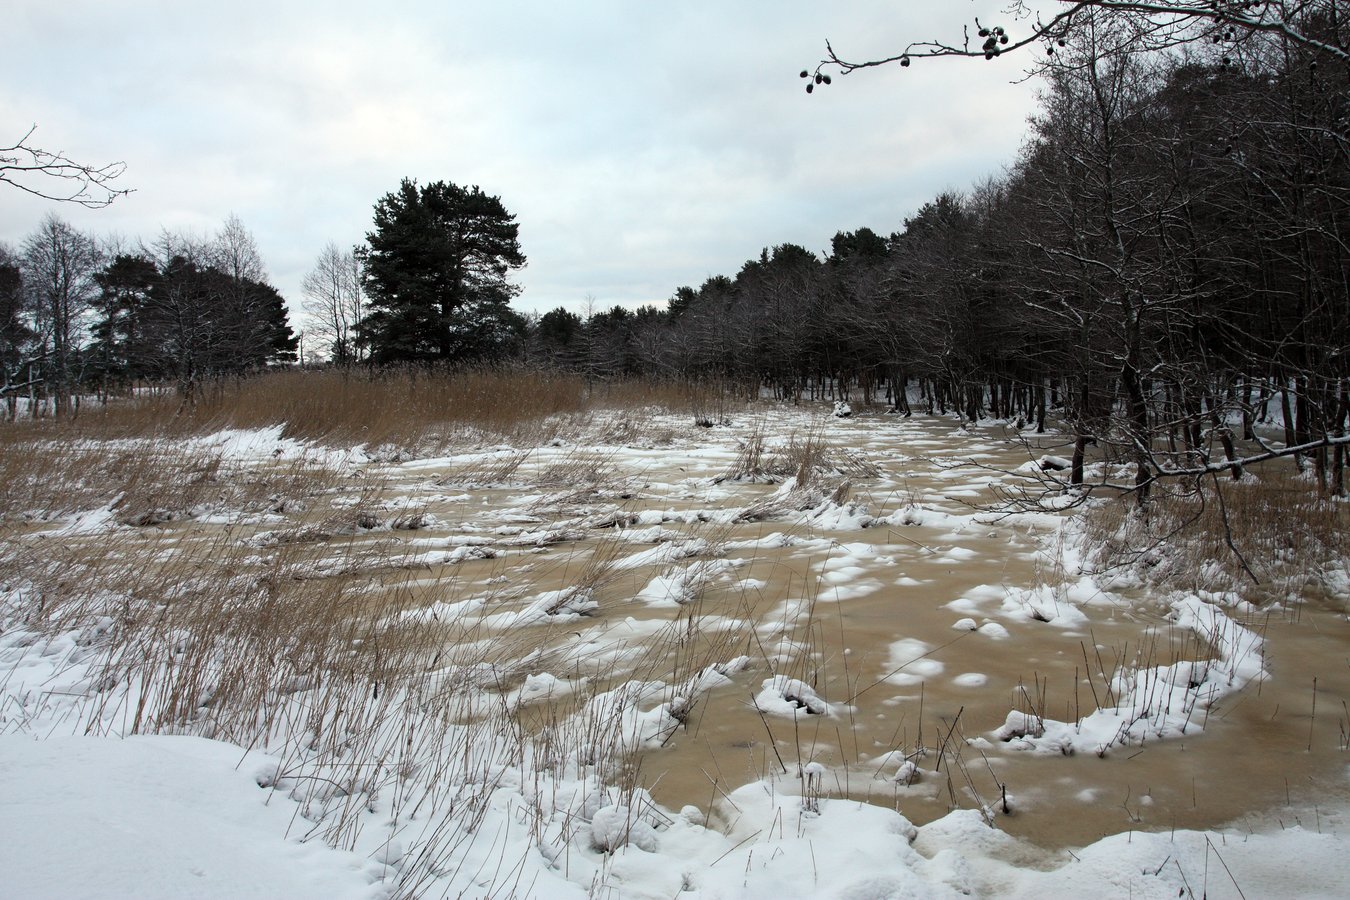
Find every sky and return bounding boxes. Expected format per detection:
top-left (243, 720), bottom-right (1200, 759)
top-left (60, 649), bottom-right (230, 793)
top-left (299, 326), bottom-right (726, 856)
top-left (1, 1), bottom-right (1047, 326)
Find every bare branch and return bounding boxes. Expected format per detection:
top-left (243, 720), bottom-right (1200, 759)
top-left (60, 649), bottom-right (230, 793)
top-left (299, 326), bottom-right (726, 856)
top-left (805, 1), bottom-right (1349, 88)
top-left (0, 125), bottom-right (132, 208)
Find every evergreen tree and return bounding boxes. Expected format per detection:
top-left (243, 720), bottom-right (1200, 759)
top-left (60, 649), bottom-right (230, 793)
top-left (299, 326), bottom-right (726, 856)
top-left (0, 250), bottom-right (35, 409)
top-left (89, 253), bottom-right (157, 393)
top-left (360, 179), bottom-right (526, 364)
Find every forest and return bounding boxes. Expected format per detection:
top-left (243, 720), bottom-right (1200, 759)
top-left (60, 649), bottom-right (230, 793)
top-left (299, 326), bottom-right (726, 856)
top-left (0, 215), bottom-right (296, 415)
top-left (6, 7), bottom-right (1344, 507)
top-left (540, 15), bottom-right (1349, 498)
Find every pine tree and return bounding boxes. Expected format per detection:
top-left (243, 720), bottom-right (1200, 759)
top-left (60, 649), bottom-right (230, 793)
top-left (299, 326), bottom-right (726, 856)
top-left (360, 179), bottom-right (526, 364)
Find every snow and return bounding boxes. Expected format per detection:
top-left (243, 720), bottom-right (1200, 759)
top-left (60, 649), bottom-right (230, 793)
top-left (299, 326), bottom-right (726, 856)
top-left (0, 735), bottom-right (385, 899)
top-left (590, 804), bottom-right (661, 853)
top-left (187, 425), bottom-right (363, 469)
top-left (5, 732), bottom-right (1348, 899)
top-left (992, 592), bottom-right (1268, 756)
top-left (884, 638), bottom-right (946, 686)
top-left (755, 674), bottom-right (831, 717)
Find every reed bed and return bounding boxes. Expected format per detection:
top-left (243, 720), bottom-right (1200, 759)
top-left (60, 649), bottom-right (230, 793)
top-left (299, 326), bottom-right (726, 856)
top-left (0, 378), bottom-right (774, 895)
top-left (10, 377), bottom-right (1338, 891)
top-left (8, 367), bottom-right (746, 451)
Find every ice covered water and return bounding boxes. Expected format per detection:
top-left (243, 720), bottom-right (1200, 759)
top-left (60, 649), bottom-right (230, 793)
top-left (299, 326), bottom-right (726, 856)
top-left (374, 412), bottom-right (1350, 848)
top-left (14, 409), bottom-right (1349, 852)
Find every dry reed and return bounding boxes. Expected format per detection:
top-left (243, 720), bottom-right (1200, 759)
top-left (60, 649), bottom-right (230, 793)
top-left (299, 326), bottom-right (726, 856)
top-left (1083, 467), bottom-right (1349, 602)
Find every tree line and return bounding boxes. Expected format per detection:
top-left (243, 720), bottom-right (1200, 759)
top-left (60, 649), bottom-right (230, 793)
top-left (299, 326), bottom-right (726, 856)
top-left (0, 214), bottom-right (296, 416)
top-left (7, 4), bottom-right (1342, 501)
top-left (302, 5), bottom-right (1345, 498)
top-left (521, 7), bottom-right (1348, 497)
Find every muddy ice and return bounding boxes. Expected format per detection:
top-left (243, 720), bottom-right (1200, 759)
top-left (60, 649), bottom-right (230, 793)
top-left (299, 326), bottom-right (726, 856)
top-left (16, 407), bottom-right (1350, 852)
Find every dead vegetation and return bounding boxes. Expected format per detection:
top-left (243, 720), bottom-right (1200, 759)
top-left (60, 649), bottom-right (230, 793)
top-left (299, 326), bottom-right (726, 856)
top-left (0, 369), bottom-right (760, 844)
top-left (13, 367), bottom-right (745, 453)
top-left (7, 374), bottom-right (1346, 890)
top-left (717, 426), bottom-right (880, 485)
top-left (0, 436), bottom-right (347, 527)
top-left (1083, 465), bottom-right (1350, 603)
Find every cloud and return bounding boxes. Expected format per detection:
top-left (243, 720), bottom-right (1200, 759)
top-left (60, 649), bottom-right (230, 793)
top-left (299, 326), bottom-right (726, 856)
top-left (1, 1), bottom-right (1042, 318)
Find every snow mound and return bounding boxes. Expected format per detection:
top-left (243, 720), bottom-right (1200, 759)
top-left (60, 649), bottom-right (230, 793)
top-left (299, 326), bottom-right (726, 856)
top-left (590, 804), bottom-right (660, 853)
top-left (756, 674), bottom-right (829, 716)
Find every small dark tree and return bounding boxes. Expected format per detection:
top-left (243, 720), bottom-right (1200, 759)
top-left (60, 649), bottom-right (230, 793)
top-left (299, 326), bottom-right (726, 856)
top-left (89, 253), bottom-right (158, 397)
top-left (532, 306), bottom-right (584, 368)
top-left (131, 228), bottom-right (298, 402)
top-left (0, 247), bottom-right (37, 416)
top-left (581, 306), bottom-right (639, 377)
top-left (360, 179), bottom-right (526, 364)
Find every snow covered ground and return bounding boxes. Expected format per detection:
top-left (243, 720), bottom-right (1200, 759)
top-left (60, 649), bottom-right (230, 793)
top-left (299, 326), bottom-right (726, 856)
top-left (0, 735), bottom-right (384, 899)
top-left (6, 732), bottom-right (1348, 899)
top-left (2, 402), bottom-right (1348, 897)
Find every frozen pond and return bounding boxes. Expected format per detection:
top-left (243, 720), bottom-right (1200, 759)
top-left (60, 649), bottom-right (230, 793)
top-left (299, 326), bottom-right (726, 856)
top-left (13, 406), bottom-right (1346, 850)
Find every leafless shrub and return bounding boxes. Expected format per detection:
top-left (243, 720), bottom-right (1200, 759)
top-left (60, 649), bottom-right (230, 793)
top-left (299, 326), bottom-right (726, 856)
top-left (1084, 468), bottom-right (1348, 601)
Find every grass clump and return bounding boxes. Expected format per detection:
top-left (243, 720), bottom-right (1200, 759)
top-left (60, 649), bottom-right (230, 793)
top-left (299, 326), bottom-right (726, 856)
top-left (717, 427), bottom-right (879, 486)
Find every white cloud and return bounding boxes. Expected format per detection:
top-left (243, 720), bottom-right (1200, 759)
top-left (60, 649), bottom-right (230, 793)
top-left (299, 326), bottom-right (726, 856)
top-left (1, 1), bottom-right (1043, 318)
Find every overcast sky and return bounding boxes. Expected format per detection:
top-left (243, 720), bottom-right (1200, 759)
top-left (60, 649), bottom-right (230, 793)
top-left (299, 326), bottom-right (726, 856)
top-left (2, 1), bottom-right (1047, 323)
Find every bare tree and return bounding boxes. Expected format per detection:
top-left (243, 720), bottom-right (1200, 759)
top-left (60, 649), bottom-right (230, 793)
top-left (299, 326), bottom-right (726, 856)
top-left (21, 215), bottom-right (102, 416)
top-left (211, 214), bottom-right (266, 285)
top-left (1, 125), bottom-right (130, 208)
top-left (207, 215), bottom-right (297, 376)
top-left (302, 242), bottom-right (365, 364)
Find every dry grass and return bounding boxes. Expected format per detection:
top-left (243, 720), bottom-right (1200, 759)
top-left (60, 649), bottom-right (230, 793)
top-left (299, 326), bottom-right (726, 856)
top-left (0, 436), bottom-right (345, 526)
top-left (1084, 465), bottom-right (1349, 602)
top-left (14, 367), bottom-right (745, 453)
top-left (587, 375), bottom-right (747, 425)
top-left (716, 427), bottom-right (877, 522)
top-left (435, 449), bottom-right (532, 487)
top-left (718, 426), bottom-right (880, 486)
top-left (0, 486), bottom-right (757, 895)
top-left (4, 374), bottom-right (1056, 893)
top-left (0, 383), bottom-right (771, 895)
top-left (213, 367), bottom-right (593, 449)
